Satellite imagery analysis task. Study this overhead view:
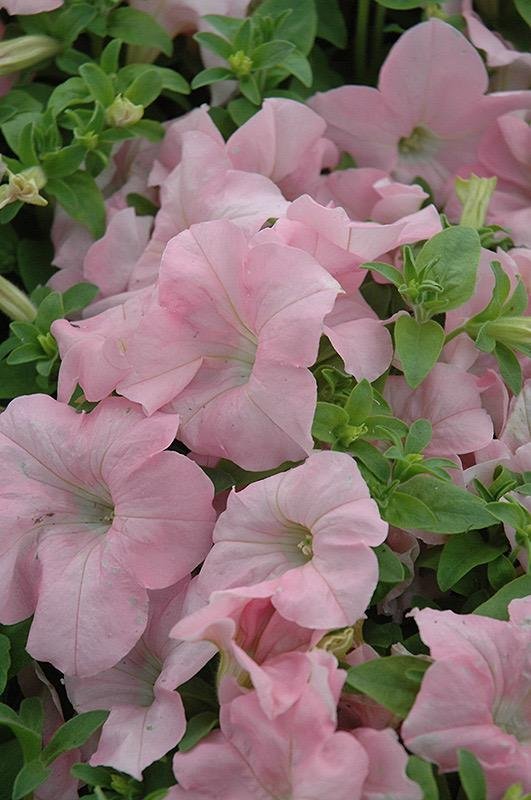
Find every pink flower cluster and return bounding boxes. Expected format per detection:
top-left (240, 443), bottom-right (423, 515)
top-left (0, 12), bottom-right (530, 799)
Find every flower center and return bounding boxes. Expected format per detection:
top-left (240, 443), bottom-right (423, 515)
top-left (296, 531), bottom-right (313, 559)
top-left (398, 125), bottom-right (438, 158)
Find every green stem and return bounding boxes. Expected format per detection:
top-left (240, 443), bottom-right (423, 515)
top-left (444, 325), bottom-right (467, 345)
top-left (355, 0), bottom-right (371, 84)
top-left (370, 2), bottom-right (386, 82)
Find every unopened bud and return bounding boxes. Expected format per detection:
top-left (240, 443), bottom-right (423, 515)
top-left (228, 50), bottom-right (253, 78)
top-left (478, 317), bottom-right (531, 351)
top-left (317, 627), bottom-right (355, 660)
top-left (0, 166), bottom-right (47, 210)
top-left (0, 35), bottom-right (61, 77)
top-left (456, 174), bottom-right (497, 229)
top-left (502, 785), bottom-right (531, 800)
top-left (105, 95), bottom-right (144, 128)
top-left (0, 275), bottom-right (36, 322)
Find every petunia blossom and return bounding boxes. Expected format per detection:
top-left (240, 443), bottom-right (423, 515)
top-left (476, 111), bottom-right (531, 247)
top-left (402, 607), bottom-right (531, 798)
top-left (310, 19), bottom-right (531, 202)
top-left (171, 581), bottom-right (323, 719)
top-left (0, 395), bottom-right (215, 676)
top-left (226, 97), bottom-right (338, 199)
top-left (169, 649), bottom-right (370, 800)
top-left (167, 649), bottom-right (420, 800)
top-left (130, 130), bottom-right (289, 288)
top-left (384, 363), bottom-right (494, 457)
top-left (66, 579), bottom-right (215, 779)
top-left (197, 450), bottom-right (388, 628)
top-left (118, 219), bottom-right (341, 470)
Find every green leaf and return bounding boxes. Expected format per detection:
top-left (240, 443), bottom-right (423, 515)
top-left (12, 759), bottom-right (50, 800)
top-left (42, 710), bottom-right (109, 766)
top-left (374, 543), bottom-right (405, 584)
top-left (126, 192), bottom-right (158, 217)
top-left (0, 620), bottom-right (31, 680)
top-left (0, 739), bottom-right (23, 800)
top-left (362, 261), bottom-right (403, 286)
top-left (407, 756), bottom-right (439, 800)
top-left (99, 40), bottom-right (122, 75)
top-left (125, 69), bottom-right (163, 107)
top-left (251, 40), bottom-right (295, 70)
top-left (47, 172), bottom-right (105, 238)
top-left (254, 0), bottom-right (318, 54)
top-left (344, 380), bottom-right (373, 424)
top-left (127, 119), bottom-right (165, 142)
top-left (383, 490), bottom-right (436, 530)
top-left (514, 0), bottom-right (531, 26)
top-left (437, 531), bottom-right (506, 592)
top-left (474, 575), bottom-right (531, 620)
top-left (191, 67), bottom-right (234, 90)
top-left (458, 750), bottom-right (486, 800)
top-left (79, 63), bottom-right (115, 108)
top-left (2, 112), bottom-right (41, 160)
top-left (19, 698), bottom-right (43, 735)
top-left (117, 65), bottom-right (189, 96)
top-left (179, 711), bottom-right (218, 752)
top-left (202, 14), bottom-right (245, 40)
top-left (405, 419), bottom-right (432, 455)
top-left (0, 636), bottom-right (9, 694)
top-left (6, 343), bottom-right (45, 365)
top-left (395, 316), bottom-right (445, 388)
top-left (486, 501), bottom-right (528, 530)
top-left (487, 555), bottom-right (516, 592)
top-left (315, 0), bottom-right (347, 47)
top-left (0, 360), bottom-right (40, 399)
top-left (239, 74), bottom-right (261, 105)
top-left (312, 401), bottom-right (348, 443)
top-left (348, 440), bottom-right (391, 483)
top-left (62, 282), bottom-right (99, 315)
top-left (494, 343), bottom-right (522, 395)
top-left (34, 292), bottom-right (64, 333)
top-left (107, 8), bottom-right (173, 56)
top-left (53, 3), bottom-right (98, 44)
top-left (41, 144), bottom-right (85, 178)
top-left (281, 49), bottom-right (313, 86)
top-left (47, 77), bottom-right (91, 116)
top-left (398, 475), bottom-right (496, 533)
top-left (227, 97), bottom-right (258, 126)
top-left (193, 32), bottom-right (234, 60)
top-left (18, 239), bottom-right (54, 294)
top-left (345, 655), bottom-right (431, 718)
top-left (70, 763), bottom-right (113, 787)
top-left (0, 703), bottom-right (41, 762)
top-left (416, 226), bottom-right (481, 314)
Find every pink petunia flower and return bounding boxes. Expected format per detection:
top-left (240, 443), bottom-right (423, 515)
top-left (310, 19), bottom-right (531, 202)
top-left (196, 450), bottom-right (388, 629)
top-left (66, 578), bottom-right (215, 779)
top-left (402, 607), bottom-right (531, 798)
top-left (167, 649), bottom-right (420, 800)
top-left (226, 98), bottom-right (338, 199)
top-left (0, 395), bottom-right (215, 676)
top-left (116, 219), bottom-right (341, 470)
top-left (384, 363), bottom-right (494, 457)
top-left (477, 112), bottom-right (531, 247)
top-left (171, 581), bottom-right (324, 719)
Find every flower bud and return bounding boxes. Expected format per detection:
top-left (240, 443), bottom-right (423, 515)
top-left (479, 317), bottom-right (531, 351)
top-left (0, 166), bottom-right (47, 210)
top-left (456, 174), bottom-right (497, 229)
top-left (0, 275), bottom-right (36, 322)
top-left (0, 35), bottom-right (61, 77)
top-left (228, 50), bottom-right (253, 78)
top-left (105, 95), bottom-right (144, 128)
